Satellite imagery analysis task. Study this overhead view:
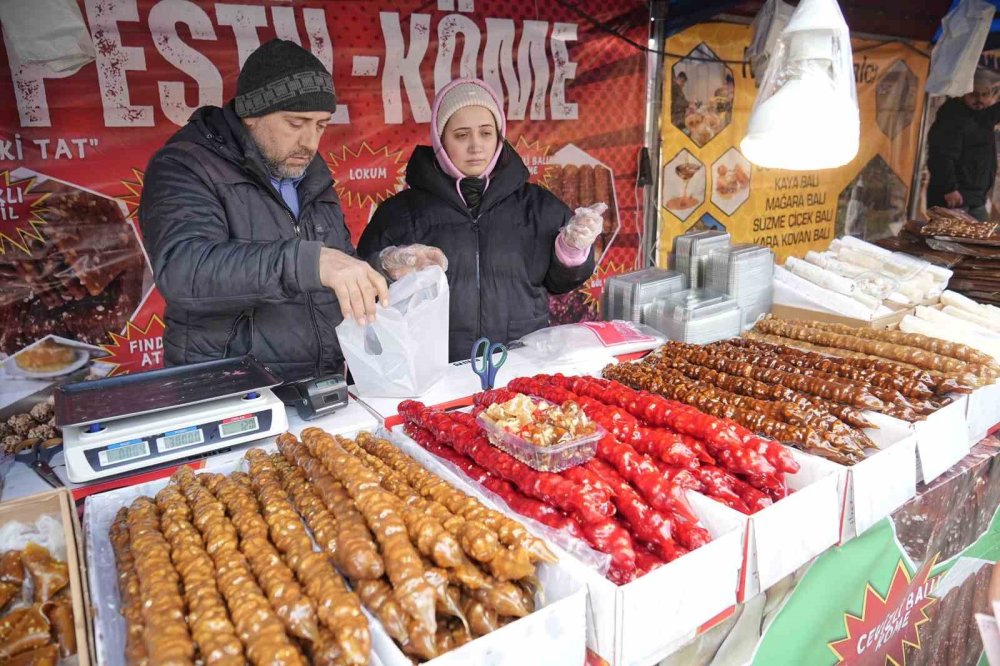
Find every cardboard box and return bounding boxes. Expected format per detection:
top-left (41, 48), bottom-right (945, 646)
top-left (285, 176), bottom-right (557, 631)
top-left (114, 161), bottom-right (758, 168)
top-left (738, 449), bottom-right (844, 600)
top-left (388, 425), bottom-right (747, 666)
top-left (0, 488), bottom-right (92, 665)
top-left (769, 303), bottom-right (909, 330)
top-left (865, 395), bottom-right (971, 484)
top-left (837, 413), bottom-right (919, 541)
top-left (967, 382), bottom-right (1000, 443)
top-left (84, 435), bottom-right (587, 666)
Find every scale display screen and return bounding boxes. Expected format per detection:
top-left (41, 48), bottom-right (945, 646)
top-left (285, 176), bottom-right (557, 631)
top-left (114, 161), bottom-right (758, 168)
top-left (219, 415), bottom-right (259, 439)
top-left (98, 439), bottom-right (150, 467)
top-left (157, 427), bottom-right (205, 453)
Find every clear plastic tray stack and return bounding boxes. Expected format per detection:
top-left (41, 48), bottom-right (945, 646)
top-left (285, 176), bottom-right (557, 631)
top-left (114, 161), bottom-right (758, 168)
top-left (705, 243), bottom-right (775, 329)
top-left (601, 268), bottom-right (688, 323)
top-left (644, 289), bottom-right (742, 344)
top-left (672, 231), bottom-right (732, 288)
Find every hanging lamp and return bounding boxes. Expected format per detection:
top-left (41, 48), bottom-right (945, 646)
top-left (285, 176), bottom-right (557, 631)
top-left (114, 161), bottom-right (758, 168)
top-left (740, 0), bottom-right (859, 170)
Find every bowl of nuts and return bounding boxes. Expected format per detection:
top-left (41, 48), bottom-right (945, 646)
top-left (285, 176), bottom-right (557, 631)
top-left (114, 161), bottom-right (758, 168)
top-left (476, 393), bottom-right (602, 472)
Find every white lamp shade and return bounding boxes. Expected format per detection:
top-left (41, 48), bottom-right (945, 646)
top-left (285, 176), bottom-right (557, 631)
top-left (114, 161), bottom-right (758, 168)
top-left (740, 0), bottom-right (859, 171)
top-left (741, 76), bottom-right (859, 170)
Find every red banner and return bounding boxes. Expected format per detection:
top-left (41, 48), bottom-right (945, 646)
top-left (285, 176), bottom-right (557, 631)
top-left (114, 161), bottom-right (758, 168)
top-left (0, 0), bottom-right (647, 373)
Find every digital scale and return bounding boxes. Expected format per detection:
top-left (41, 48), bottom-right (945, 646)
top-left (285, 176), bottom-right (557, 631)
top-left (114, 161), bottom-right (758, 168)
top-left (54, 356), bottom-right (289, 483)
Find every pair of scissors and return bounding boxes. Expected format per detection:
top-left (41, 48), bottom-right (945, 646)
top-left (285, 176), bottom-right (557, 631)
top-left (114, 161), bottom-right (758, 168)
top-left (15, 438), bottom-right (63, 488)
top-left (471, 337), bottom-right (508, 390)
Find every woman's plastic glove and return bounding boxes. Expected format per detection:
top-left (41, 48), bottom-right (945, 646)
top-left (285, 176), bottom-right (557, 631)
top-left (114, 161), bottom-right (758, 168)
top-left (379, 244), bottom-right (449, 280)
top-left (560, 202), bottom-right (607, 250)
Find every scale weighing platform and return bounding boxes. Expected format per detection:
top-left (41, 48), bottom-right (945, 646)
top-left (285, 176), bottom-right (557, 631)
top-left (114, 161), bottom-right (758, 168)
top-left (54, 356), bottom-right (289, 483)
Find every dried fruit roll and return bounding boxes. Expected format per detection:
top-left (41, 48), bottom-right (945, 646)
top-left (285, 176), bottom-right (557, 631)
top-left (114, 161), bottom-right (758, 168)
top-left (171, 467), bottom-right (306, 665)
top-left (603, 362), bottom-right (864, 465)
top-left (561, 164), bottom-right (580, 210)
top-left (708, 342), bottom-right (939, 416)
top-left (110, 508), bottom-right (147, 666)
top-left (337, 434), bottom-right (531, 583)
top-left (353, 579), bottom-right (410, 645)
top-left (266, 451), bottom-right (409, 646)
top-left (693, 342), bottom-right (915, 408)
top-left (647, 351), bottom-right (871, 440)
top-left (295, 433), bottom-right (436, 636)
top-left (422, 563), bottom-right (470, 629)
top-left (578, 164), bottom-right (596, 206)
top-left (154, 484), bottom-right (245, 664)
top-left (198, 472), bottom-right (319, 643)
top-left (243, 449), bottom-right (370, 665)
top-left (355, 431), bottom-right (555, 564)
top-left (806, 321), bottom-right (999, 370)
top-left (654, 342), bottom-right (885, 410)
top-left (277, 436), bottom-right (385, 581)
top-left (745, 332), bottom-right (968, 394)
top-left (724, 338), bottom-right (936, 399)
top-left (753, 318), bottom-right (982, 383)
top-left (338, 448), bottom-right (468, 572)
top-left (462, 594), bottom-right (500, 636)
top-left (349, 434), bottom-right (501, 566)
top-left (268, 455), bottom-right (340, 561)
top-left (126, 497), bottom-right (195, 665)
top-left (595, 166), bottom-right (615, 232)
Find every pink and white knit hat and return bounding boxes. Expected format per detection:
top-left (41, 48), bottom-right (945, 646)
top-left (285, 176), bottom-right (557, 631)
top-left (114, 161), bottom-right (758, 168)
top-left (430, 78), bottom-right (506, 182)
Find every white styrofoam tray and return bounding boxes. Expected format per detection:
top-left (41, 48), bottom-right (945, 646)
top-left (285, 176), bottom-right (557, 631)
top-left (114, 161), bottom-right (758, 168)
top-left (84, 434), bottom-right (588, 666)
top-left (388, 425), bottom-right (747, 666)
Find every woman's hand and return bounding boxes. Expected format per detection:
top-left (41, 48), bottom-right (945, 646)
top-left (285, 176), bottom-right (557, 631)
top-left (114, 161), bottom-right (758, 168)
top-left (379, 244), bottom-right (449, 280)
top-left (561, 203), bottom-right (607, 251)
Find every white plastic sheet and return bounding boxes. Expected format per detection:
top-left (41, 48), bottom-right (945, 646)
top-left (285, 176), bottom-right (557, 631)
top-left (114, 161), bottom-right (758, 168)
top-left (927, 0), bottom-right (996, 97)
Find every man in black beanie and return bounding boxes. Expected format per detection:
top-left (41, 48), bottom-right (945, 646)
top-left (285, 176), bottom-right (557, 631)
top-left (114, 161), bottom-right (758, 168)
top-left (139, 39), bottom-right (444, 380)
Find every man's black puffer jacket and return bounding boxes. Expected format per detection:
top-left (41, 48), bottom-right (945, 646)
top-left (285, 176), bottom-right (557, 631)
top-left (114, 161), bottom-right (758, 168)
top-left (358, 143), bottom-right (595, 362)
top-left (139, 103), bottom-right (355, 381)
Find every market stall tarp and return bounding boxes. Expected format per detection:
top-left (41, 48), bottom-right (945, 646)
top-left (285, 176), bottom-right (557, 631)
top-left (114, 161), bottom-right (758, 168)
top-left (0, 0), bottom-right (647, 374)
top-left (657, 437), bottom-right (1000, 666)
top-left (658, 21), bottom-right (930, 263)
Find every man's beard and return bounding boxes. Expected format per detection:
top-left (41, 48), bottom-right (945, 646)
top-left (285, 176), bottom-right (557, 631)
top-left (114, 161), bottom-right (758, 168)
top-left (265, 153), bottom-right (312, 179)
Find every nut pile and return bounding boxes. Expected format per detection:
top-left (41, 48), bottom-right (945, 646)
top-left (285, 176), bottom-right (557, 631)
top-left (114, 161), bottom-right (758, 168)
top-left (480, 394), bottom-right (598, 448)
top-left (1, 399), bottom-right (58, 457)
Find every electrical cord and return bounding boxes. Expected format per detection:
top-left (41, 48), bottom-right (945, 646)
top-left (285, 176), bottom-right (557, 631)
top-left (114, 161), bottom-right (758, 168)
top-left (553, 0), bottom-right (930, 64)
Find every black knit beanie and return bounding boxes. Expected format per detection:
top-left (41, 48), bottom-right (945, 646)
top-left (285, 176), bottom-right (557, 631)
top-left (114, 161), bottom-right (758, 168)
top-left (234, 39), bottom-right (336, 118)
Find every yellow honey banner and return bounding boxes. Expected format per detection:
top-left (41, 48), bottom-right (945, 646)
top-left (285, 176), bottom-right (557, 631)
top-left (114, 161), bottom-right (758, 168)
top-left (658, 21), bottom-right (930, 264)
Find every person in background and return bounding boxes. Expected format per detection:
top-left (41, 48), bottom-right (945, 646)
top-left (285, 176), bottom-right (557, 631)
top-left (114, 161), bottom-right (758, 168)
top-left (358, 78), bottom-right (603, 361)
top-left (927, 67), bottom-right (1000, 221)
top-left (671, 70), bottom-right (690, 129)
top-left (139, 39), bottom-right (444, 380)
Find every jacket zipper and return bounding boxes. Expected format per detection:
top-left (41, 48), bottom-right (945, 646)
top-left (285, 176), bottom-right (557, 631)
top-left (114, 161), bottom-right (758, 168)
top-left (287, 209), bottom-right (325, 377)
top-left (471, 214), bottom-right (482, 339)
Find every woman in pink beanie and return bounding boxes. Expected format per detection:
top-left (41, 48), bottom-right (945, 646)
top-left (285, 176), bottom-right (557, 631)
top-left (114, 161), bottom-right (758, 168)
top-left (359, 78), bottom-right (605, 361)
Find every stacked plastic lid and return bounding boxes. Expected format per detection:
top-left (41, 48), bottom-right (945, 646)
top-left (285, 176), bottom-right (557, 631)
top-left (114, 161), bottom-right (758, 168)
top-left (601, 268), bottom-right (688, 323)
top-left (645, 289), bottom-right (742, 344)
top-left (672, 230), bottom-right (732, 288)
top-left (705, 243), bottom-right (775, 329)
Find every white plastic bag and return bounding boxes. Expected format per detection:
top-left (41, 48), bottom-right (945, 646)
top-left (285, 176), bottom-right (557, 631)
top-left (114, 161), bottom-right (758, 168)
top-left (337, 267), bottom-right (449, 397)
top-left (926, 0), bottom-right (996, 97)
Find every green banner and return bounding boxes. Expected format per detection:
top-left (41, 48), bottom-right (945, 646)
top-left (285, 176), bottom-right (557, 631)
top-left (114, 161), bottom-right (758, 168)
top-left (663, 438), bottom-right (1000, 666)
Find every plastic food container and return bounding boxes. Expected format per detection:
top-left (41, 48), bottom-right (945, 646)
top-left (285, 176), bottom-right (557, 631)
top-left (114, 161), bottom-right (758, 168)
top-left (476, 398), bottom-right (603, 472)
